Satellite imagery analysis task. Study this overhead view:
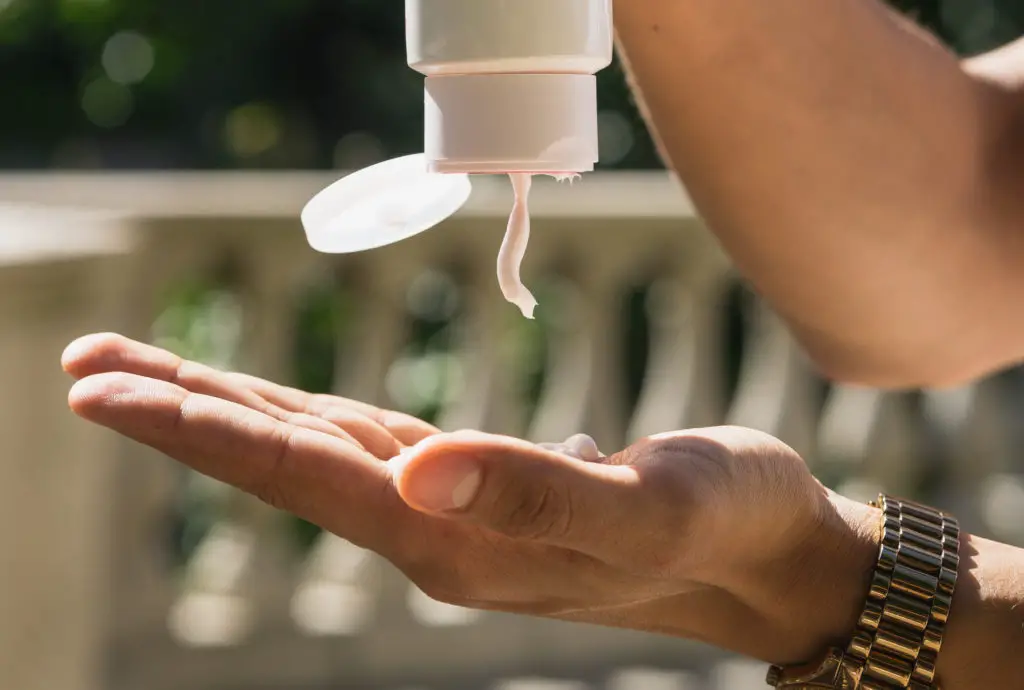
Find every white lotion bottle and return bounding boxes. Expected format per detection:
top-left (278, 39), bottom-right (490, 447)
top-left (406, 0), bottom-right (614, 175)
top-left (302, 1), bottom-right (613, 317)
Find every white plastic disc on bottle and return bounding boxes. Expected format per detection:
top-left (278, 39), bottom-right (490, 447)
top-left (301, 153), bottom-right (473, 254)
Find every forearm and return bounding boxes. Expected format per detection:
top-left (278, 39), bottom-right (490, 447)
top-left (935, 534), bottom-right (1024, 687)
top-left (614, 0), bottom-right (1024, 387)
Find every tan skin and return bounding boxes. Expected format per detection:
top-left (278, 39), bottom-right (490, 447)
top-left (614, 1), bottom-right (1024, 389)
top-left (64, 3), bottom-right (1024, 688)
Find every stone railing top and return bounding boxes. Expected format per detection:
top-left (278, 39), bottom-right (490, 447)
top-left (0, 203), bottom-right (135, 265)
top-left (0, 170), bottom-right (697, 221)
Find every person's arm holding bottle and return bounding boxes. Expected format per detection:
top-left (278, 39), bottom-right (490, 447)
top-left (614, 0), bottom-right (1024, 388)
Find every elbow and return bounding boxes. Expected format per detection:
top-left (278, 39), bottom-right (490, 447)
top-left (798, 338), bottom-right (994, 392)
top-left (783, 310), bottom-right (1016, 390)
top-left (810, 360), bottom-right (968, 392)
top-left (808, 356), bottom-right (936, 392)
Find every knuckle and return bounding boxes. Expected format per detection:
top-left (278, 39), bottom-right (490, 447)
top-left (646, 432), bottom-right (733, 468)
top-left (613, 436), bottom-right (723, 573)
top-left (247, 426), bottom-right (298, 512)
top-left (489, 480), bottom-right (572, 541)
top-left (633, 432), bottom-right (738, 494)
top-left (626, 427), bottom-right (816, 574)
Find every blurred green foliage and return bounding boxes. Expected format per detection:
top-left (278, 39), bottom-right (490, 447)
top-left (1, 0), bottom-right (1021, 170)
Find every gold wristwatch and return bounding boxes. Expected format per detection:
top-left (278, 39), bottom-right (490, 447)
top-left (766, 494), bottom-right (960, 689)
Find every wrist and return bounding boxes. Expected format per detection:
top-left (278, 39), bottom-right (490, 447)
top-left (739, 489), bottom-right (882, 666)
top-left (705, 487), bottom-right (1021, 689)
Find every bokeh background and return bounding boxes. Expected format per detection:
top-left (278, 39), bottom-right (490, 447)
top-left (1, 2), bottom-right (1023, 690)
top-left (3, 0), bottom-right (1022, 170)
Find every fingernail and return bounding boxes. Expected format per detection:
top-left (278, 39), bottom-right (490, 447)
top-left (403, 453), bottom-right (482, 512)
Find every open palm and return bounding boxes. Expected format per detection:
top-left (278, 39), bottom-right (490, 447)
top-left (62, 333), bottom-right (874, 666)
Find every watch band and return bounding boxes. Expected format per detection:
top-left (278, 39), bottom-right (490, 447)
top-left (766, 494), bottom-right (960, 689)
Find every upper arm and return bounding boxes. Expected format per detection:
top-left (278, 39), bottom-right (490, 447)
top-left (903, 38), bottom-right (1024, 388)
top-left (806, 38), bottom-right (1024, 390)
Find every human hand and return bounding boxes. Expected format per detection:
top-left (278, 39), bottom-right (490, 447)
top-left (62, 333), bottom-right (880, 667)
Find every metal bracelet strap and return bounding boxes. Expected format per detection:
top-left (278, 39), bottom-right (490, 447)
top-left (844, 495), bottom-right (961, 689)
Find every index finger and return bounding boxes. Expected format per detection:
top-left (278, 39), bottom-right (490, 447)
top-left (227, 373), bottom-right (440, 447)
top-left (63, 333), bottom-right (439, 447)
top-left (69, 372), bottom-right (418, 557)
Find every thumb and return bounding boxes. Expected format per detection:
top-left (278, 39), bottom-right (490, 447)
top-left (390, 430), bottom-right (683, 562)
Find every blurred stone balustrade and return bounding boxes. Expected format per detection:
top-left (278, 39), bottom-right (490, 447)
top-left (1, 171), bottom-right (1021, 690)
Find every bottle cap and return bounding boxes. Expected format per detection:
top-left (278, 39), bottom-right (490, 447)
top-left (424, 73), bottom-right (598, 174)
top-left (301, 153), bottom-right (473, 254)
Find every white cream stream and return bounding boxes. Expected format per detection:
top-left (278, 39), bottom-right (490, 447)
top-left (497, 173), bottom-right (538, 318)
top-left (497, 172), bottom-right (579, 319)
